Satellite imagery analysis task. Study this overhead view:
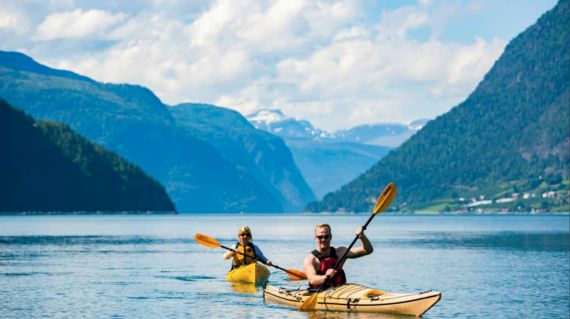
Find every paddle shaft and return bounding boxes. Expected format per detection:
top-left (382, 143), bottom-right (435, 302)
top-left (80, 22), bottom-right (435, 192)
top-left (334, 213), bottom-right (375, 270)
top-left (316, 213), bottom-right (376, 293)
top-left (329, 183), bottom-right (394, 275)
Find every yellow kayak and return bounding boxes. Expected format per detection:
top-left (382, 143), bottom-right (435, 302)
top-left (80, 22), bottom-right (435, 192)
top-left (263, 283), bottom-right (441, 316)
top-left (226, 263), bottom-right (270, 285)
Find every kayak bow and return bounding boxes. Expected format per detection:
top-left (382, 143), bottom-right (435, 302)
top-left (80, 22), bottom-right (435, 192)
top-left (227, 263), bottom-right (270, 285)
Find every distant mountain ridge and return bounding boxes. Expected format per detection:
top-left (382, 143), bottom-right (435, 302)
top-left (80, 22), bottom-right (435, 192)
top-left (170, 103), bottom-right (315, 211)
top-left (307, 0), bottom-right (569, 213)
top-left (0, 51), bottom-right (313, 212)
top-left (247, 109), bottom-right (401, 198)
top-left (248, 109), bottom-right (329, 140)
top-left (0, 51), bottom-right (93, 82)
top-left (247, 109), bottom-right (427, 147)
top-left (0, 99), bottom-right (175, 212)
top-left (335, 119), bottom-right (429, 147)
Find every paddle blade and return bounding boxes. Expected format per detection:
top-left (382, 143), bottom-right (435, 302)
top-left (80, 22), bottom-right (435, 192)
top-left (286, 269), bottom-right (307, 281)
top-left (299, 292), bottom-right (319, 311)
top-left (373, 182), bottom-right (397, 214)
top-left (194, 233), bottom-right (221, 249)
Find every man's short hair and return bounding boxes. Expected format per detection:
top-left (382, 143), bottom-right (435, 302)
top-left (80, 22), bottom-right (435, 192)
top-left (315, 223), bottom-right (331, 234)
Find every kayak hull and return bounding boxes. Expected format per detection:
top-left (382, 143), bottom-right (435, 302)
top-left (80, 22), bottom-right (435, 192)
top-left (263, 283), bottom-right (441, 316)
top-left (226, 263), bottom-right (270, 285)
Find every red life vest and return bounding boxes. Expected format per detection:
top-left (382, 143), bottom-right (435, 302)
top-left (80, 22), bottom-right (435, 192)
top-left (310, 247), bottom-right (347, 289)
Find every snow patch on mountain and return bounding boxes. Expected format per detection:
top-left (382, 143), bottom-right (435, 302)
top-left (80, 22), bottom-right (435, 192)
top-left (246, 109), bottom-right (429, 147)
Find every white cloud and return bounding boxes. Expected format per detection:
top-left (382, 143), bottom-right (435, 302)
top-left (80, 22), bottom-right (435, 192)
top-left (0, 12), bottom-right (21, 30)
top-left (0, 5), bottom-right (33, 34)
top-left (446, 37), bottom-right (504, 84)
top-left (237, 0), bottom-right (309, 53)
top-left (261, 3), bottom-right (507, 130)
top-left (217, 93), bottom-right (261, 116)
top-left (35, 9), bottom-right (126, 41)
top-left (55, 9), bottom-right (254, 104)
top-left (333, 26), bottom-right (370, 42)
top-left (188, 0), bottom-right (238, 48)
top-left (15, 0), bottom-right (550, 131)
top-left (376, 5), bottom-right (430, 40)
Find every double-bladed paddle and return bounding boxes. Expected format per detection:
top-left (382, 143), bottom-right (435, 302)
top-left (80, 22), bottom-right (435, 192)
top-left (299, 182), bottom-right (397, 311)
top-left (194, 233), bottom-right (307, 281)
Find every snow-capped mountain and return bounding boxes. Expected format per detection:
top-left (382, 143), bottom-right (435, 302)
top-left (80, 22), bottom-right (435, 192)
top-left (247, 109), bottom-right (428, 147)
top-left (246, 109), bottom-right (428, 199)
top-left (247, 109), bottom-right (332, 140)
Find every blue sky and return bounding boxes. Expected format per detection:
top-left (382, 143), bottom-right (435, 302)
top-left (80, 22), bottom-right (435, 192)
top-left (0, 0), bottom-right (558, 131)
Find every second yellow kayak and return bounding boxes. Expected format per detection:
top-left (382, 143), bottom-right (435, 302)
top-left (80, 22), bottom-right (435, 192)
top-left (226, 263), bottom-right (270, 285)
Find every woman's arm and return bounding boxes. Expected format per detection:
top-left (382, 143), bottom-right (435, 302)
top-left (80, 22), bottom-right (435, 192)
top-left (253, 244), bottom-right (270, 264)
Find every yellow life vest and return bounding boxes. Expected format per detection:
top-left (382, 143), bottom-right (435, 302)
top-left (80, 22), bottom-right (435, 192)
top-left (232, 242), bottom-right (257, 267)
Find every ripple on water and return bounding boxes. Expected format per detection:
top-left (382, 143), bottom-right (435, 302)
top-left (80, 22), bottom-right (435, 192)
top-left (389, 231), bottom-right (570, 251)
top-left (0, 235), bottom-right (198, 246)
top-left (1, 271), bottom-right (73, 277)
top-left (156, 275), bottom-right (217, 282)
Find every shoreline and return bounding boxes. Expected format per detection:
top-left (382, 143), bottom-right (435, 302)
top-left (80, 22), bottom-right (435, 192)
top-left (1, 211), bottom-right (567, 216)
top-left (0, 211), bottom-right (177, 216)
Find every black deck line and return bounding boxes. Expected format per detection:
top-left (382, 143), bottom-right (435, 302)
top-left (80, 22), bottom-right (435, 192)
top-left (317, 293), bottom-right (441, 307)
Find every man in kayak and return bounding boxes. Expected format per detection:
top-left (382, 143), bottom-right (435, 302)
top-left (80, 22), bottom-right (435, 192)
top-left (304, 223), bottom-right (373, 289)
top-left (224, 226), bottom-right (273, 269)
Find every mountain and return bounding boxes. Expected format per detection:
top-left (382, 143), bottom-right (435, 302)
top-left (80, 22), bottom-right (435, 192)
top-left (0, 99), bottom-right (175, 212)
top-left (0, 50), bottom-right (307, 213)
top-left (247, 109), bottom-right (394, 198)
top-left (247, 109), bottom-right (330, 140)
top-left (284, 138), bottom-right (391, 199)
top-left (247, 109), bottom-right (427, 146)
top-left (170, 103), bottom-right (315, 211)
top-left (335, 119), bottom-right (429, 147)
top-left (306, 0), bottom-right (569, 213)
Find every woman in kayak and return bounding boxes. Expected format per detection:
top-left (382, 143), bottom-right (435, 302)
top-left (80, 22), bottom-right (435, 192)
top-left (224, 226), bottom-right (273, 269)
top-left (304, 223), bottom-right (373, 289)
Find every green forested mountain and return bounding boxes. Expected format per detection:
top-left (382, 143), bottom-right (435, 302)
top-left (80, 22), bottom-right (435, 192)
top-left (0, 99), bottom-right (175, 212)
top-left (0, 51), bottom-right (312, 213)
top-left (170, 103), bottom-right (315, 211)
top-left (307, 0), bottom-right (569, 213)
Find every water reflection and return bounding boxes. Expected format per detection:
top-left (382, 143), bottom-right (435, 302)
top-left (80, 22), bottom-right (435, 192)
top-left (306, 310), bottom-right (407, 319)
top-left (230, 283), bottom-right (258, 294)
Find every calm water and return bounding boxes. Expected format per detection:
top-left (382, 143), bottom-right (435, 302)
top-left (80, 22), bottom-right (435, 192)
top-left (1, 214), bottom-right (569, 318)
